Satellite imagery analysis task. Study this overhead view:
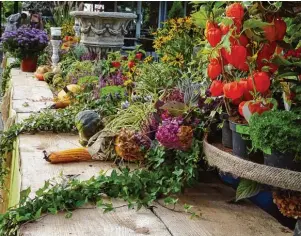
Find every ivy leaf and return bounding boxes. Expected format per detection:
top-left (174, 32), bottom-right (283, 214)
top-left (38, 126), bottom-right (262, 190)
top-left (48, 207), bottom-right (58, 214)
top-left (65, 212), bottom-right (73, 218)
top-left (236, 179), bottom-right (261, 201)
top-left (35, 180), bottom-right (50, 197)
top-left (214, 1), bottom-right (226, 8)
top-left (243, 19), bottom-right (270, 30)
top-left (164, 197), bottom-right (178, 205)
top-left (34, 208), bottom-right (42, 219)
top-left (20, 187), bottom-right (31, 205)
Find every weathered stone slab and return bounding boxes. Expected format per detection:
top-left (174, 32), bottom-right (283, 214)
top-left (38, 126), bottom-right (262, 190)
top-left (12, 99), bottom-right (52, 113)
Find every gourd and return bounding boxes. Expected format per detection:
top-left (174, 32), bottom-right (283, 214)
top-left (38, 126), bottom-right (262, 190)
top-left (34, 65), bottom-right (52, 81)
top-left (43, 72), bottom-right (55, 84)
top-left (44, 148), bottom-right (92, 163)
top-left (53, 84), bottom-right (81, 109)
top-left (75, 110), bottom-right (102, 146)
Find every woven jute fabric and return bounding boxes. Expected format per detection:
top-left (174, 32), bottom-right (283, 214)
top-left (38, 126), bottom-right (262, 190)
top-left (203, 139), bottom-right (301, 192)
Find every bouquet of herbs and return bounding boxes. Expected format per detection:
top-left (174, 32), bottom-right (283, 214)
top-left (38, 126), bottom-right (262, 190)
top-left (1, 26), bottom-right (49, 59)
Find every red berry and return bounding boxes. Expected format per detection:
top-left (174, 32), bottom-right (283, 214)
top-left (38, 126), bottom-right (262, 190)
top-left (226, 3), bottom-right (244, 20)
top-left (210, 80), bottom-right (224, 97)
top-left (207, 58), bottom-right (222, 80)
top-left (207, 26), bottom-right (222, 47)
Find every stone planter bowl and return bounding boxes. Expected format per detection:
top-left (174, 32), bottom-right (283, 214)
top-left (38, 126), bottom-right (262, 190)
top-left (70, 11), bottom-right (137, 53)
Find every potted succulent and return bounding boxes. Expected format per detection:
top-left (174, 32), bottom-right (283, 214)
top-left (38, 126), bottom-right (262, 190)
top-left (249, 110), bottom-right (301, 171)
top-left (1, 26), bottom-right (49, 72)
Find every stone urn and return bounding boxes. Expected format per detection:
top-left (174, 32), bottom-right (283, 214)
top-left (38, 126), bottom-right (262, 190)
top-left (70, 11), bottom-right (136, 54)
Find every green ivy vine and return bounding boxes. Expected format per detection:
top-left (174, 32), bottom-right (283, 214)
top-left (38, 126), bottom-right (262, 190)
top-left (0, 140), bottom-right (202, 235)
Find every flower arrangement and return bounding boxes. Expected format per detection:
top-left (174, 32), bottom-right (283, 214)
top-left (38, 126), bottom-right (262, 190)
top-left (1, 26), bottom-right (49, 59)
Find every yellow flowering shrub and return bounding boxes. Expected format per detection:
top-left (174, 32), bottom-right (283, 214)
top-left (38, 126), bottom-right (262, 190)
top-left (153, 17), bottom-right (201, 68)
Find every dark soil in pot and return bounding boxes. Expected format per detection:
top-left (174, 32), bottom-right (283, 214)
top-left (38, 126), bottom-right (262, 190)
top-left (264, 150), bottom-right (301, 171)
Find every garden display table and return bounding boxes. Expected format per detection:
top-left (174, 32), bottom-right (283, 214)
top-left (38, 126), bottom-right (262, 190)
top-left (2, 69), bottom-right (292, 235)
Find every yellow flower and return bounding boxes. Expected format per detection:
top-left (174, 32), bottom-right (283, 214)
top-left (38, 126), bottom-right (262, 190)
top-left (170, 53), bottom-right (184, 67)
top-left (161, 54), bottom-right (170, 63)
top-left (144, 56), bottom-right (153, 63)
top-left (124, 79), bottom-right (133, 87)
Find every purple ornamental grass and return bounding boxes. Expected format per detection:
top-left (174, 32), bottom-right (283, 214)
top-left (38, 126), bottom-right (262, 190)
top-left (99, 70), bottom-right (124, 88)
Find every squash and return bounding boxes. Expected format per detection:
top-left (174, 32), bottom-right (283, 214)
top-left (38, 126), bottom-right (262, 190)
top-left (34, 72), bottom-right (45, 81)
top-left (43, 72), bottom-right (55, 84)
top-left (75, 110), bottom-right (102, 146)
top-left (36, 65), bottom-right (52, 74)
top-left (57, 84), bottom-right (81, 103)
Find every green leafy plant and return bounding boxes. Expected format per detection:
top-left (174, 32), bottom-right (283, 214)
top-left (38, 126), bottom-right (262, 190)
top-left (1, 60), bottom-right (20, 96)
top-left (236, 179), bottom-right (261, 201)
top-left (249, 110), bottom-right (301, 156)
top-left (0, 139), bottom-right (202, 235)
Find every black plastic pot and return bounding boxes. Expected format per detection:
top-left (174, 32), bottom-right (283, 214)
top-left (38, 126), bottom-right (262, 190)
top-left (220, 113), bottom-right (232, 149)
top-left (294, 220), bottom-right (301, 236)
top-left (229, 120), bottom-right (251, 160)
top-left (264, 150), bottom-right (301, 172)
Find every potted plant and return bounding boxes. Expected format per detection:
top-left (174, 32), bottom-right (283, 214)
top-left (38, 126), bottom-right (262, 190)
top-left (1, 26), bottom-right (49, 72)
top-left (249, 110), bottom-right (301, 171)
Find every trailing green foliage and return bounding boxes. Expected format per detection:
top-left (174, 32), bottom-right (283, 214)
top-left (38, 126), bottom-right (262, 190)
top-left (0, 140), bottom-right (201, 235)
top-left (1, 60), bottom-right (20, 96)
top-left (249, 110), bottom-right (301, 156)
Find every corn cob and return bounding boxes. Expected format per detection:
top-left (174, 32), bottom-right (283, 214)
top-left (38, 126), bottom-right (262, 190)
top-left (44, 148), bottom-right (92, 164)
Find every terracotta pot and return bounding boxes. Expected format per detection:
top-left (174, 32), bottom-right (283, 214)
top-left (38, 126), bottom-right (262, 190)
top-left (21, 57), bottom-right (38, 72)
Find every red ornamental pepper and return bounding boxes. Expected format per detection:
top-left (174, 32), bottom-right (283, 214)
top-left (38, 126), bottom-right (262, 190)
top-left (135, 53), bottom-right (143, 60)
top-left (227, 45), bottom-right (247, 69)
top-left (256, 42), bottom-right (277, 70)
top-left (205, 20), bottom-right (218, 37)
top-left (248, 101), bottom-right (272, 115)
top-left (223, 81), bottom-right (244, 100)
top-left (264, 17), bottom-right (286, 42)
top-left (128, 61), bottom-right (135, 69)
top-left (230, 34), bottom-right (249, 47)
top-left (207, 58), bottom-right (222, 80)
top-left (226, 3), bottom-right (244, 20)
top-left (111, 61), bottom-right (121, 68)
top-left (207, 26), bottom-right (222, 47)
top-left (247, 72), bottom-right (270, 94)
top-left (238, 101), bottom-right (246, 117)
top-left (238, 79), bottom-right (253, 101)
top-left (210, 80), bottom-right (224, 97)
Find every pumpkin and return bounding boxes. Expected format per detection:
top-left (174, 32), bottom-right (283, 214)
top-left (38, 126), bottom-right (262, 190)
top-left (57, 84), bottom-right (81, 105)
top-left (36, 65), bottom-right (51, 74)
top-left (75, 110), bottom-right (102, 146)
top-left (223, 81), bottom-right (244, 100)
top-left (34, 72), bottom-right (45, 81)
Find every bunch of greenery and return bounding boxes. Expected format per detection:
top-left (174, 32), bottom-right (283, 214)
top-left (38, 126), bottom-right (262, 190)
top-left (0, 140), bottom-right (201, 235)
top-left (1, 60), bottom-right (20, 96)
top-left (249, 110), bottom-right (301, 156)
top-left (153, 17), bottom-right (201, 68)
top-left (66, 61), bottom-right (95, 84)
top-left (134, 62), bottom-right (178, 98)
